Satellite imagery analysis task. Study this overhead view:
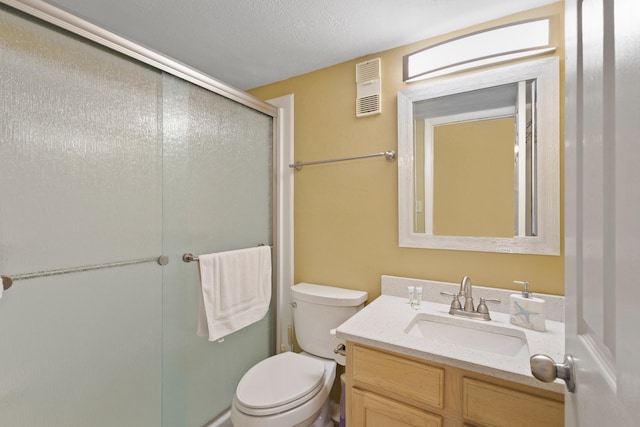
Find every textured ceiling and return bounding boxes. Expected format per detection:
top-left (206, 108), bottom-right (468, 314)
top-left (44, 0), bottom-right (556, 90)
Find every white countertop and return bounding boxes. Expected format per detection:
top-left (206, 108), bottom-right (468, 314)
top-left (336, 294), bottom-right (565, 393)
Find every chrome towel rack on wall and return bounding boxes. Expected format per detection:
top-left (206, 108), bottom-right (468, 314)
top-left (1, 256), bottom-right (169, 292)
top-left (183, 244), bottom-right (272, 263)
top-left (289, 150), bottom-right (396, 171)
top-left (182, 253), bottom-right (200, 263)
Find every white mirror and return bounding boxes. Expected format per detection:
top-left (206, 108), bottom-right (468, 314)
top-left (398, 57), bottom-right (559, 255)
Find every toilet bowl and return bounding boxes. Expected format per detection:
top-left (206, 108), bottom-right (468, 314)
top-left (231, 283), bottom-right (367, 427)
top-left (231, 351), bottom-right (336, 427)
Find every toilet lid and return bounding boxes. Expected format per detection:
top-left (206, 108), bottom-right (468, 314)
top-left (236, 352), bottom-right (326, 411)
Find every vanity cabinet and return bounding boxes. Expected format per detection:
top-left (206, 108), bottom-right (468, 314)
top-left (346, 343), bottom-right (564, 427)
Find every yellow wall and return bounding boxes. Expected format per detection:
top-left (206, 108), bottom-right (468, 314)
top-left (433, 118), bottom-right (515, 237)
top-left (250, 3), bottom-right (565, 299)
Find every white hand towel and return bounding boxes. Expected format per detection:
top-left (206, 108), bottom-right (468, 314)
top-left (197, 246), bottom-right (272, 341)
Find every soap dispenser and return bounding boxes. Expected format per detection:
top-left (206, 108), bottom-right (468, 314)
top-left (509, 281), bottom-right (546, 331)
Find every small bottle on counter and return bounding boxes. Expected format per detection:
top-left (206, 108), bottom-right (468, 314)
top-left (408, 286), bottom-right (415, 306)
top-left (413, 286), bottom-right (423, 309)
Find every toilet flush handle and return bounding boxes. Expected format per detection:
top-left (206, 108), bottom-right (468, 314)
top-left (334, 343), bottom-right (346, 357)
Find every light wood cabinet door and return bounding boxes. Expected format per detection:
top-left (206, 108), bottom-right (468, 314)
top-left (462, 378), bottom-right (563, 427)
top-left (351, 388), bottom-right (442, 427)
top-left (351, 343), bottom-right (444, 410)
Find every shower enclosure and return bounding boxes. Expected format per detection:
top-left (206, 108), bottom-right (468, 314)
top-left (0, 3), bottom-right (277, 426)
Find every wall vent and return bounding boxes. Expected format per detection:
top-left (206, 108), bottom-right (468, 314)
top-left (356, 58), bottom-right (382, 117)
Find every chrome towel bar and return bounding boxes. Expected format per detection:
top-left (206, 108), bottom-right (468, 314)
top-left (1, 256), bottom-right (169, 292)
top-left (182, 253), bottom-right (200, 263)
top-left (289, 150), bottom-right (396, 171)
top-left (183, 244), bottom-right (271, 263)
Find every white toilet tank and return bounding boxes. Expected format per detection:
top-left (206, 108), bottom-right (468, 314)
top-left (291, 283), bottom-right (368, 359)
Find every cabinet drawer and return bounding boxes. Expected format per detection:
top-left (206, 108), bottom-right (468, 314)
top-left (462, 377), bottom-right (563, 427)
top-left (351, 345), bottom-right (444, 410)
top-left (352, 389), bottom-right (442, 427)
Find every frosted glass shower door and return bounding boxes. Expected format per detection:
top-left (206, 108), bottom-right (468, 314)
top-left (0, 5), bottom-right (163, 427)
top-left (161, 74), bottom-right (274, 426)
top-left (0, 4), bottom-right (276, 427)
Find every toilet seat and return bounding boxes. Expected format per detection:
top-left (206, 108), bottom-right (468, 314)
top-left (235, 352), bottom-right (327, 416)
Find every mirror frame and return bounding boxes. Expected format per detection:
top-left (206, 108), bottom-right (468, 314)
top-left (398, 57), bottom-right (560, 255)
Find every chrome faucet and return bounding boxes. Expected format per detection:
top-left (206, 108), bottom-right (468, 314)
top-left (440, 276), bottom-right (501, 321)
top-left (461, 275), bottom-right (474, 312)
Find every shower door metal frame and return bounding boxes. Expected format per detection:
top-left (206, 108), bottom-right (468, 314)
top-left (0, 0), bottom-right (277, 116)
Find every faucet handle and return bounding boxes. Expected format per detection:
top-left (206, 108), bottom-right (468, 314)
top-left (440, 291), bottom-right (462, 310)
top-left (476, 297), bottom-right (501, 314)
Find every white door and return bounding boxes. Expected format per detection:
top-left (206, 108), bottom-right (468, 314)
top-left (560, 0), bottom-right (639, 425)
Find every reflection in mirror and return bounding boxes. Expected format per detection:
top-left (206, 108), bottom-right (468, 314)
top-left (413, 81), bottom-right (537, 238)
top-left (398, 57), bottom-right (559, 255)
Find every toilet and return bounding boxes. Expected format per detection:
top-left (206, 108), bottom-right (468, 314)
top-left (231, 283), bottom-right (368, 427)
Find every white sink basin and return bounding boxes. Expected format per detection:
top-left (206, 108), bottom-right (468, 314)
top-left (405, 313), bottom-right (530, 359)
